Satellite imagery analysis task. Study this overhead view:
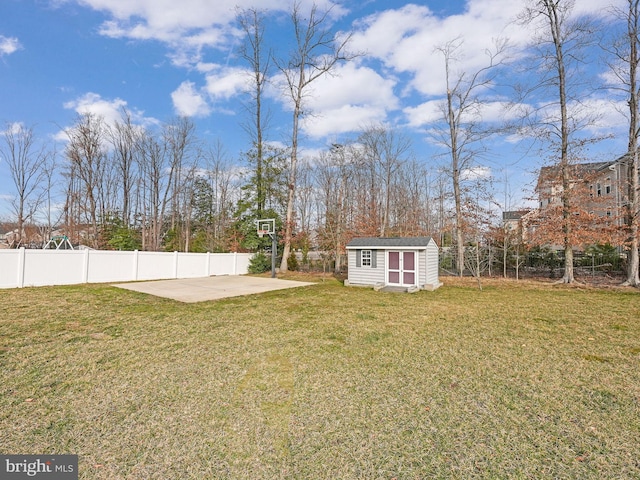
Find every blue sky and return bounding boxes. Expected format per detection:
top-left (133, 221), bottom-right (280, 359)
top-left (0, 0), bottom-right (631, 220)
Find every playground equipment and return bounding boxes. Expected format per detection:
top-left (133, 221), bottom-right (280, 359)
top-left (43, 235), bottom-right (74, 250)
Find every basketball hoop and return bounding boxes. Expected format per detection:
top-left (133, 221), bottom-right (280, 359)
top-left (255, 218), bottom-right (277, 278)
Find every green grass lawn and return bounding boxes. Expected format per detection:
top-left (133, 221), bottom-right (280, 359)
top-left (1, 276), bottom-right (639, 479)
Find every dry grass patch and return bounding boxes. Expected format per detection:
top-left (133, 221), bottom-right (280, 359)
top-left (1, 277), bottom-right (639, 479)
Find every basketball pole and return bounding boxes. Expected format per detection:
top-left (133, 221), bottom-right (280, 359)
top-left (256, 219), bottom-right (277, 278)
top-left (270, 231), bottom-right (276, 278)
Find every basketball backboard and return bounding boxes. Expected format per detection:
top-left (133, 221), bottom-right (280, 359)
top-left (256, 218), bottom-right (275, 237)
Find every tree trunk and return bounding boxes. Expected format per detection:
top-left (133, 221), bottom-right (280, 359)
top-left (280, 108), bottom-right (299, 272)
top-left (547, 0), bottom-right (575, 284)
top-left (623, 0), bottom-right (640, 286)
top-left (624, 149), bottom-right (640, 285)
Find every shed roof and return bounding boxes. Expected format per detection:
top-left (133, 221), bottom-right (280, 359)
top-left (346, 237), bottom-right (436, 249)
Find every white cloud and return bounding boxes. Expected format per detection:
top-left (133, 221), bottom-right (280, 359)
top-left (171, 81), bottom-right (211, 117)
top-left (302, 104), bottom-right (388, 139)
top-left (68, 0), bottom-right (627, 146)
top-left (58, 92), bottom-right (158, 142)
top-left (349, 2), bottom-right (522, 97)
top-left (2, 122), bottom-right (25, 136)
top-left (78, 0), bottom-right (346, 68)
top-left (204, 66), bottom-right (250, 100)
top-left (404, 101), bottom-right (443, 128)
top-left (572, 0), bottom-right (626, 18)
top-left (404, 99), bottom-right (513, 129)
top-left (350, 0), bottom-right (619, 100)
top-left (575, 98), bottom-right (628, 135)
top-left (0, 35), bottom-right (21, 56)
top-left (63, 92), bottom-right (128, 124)
top-left (271, 62), bottom-right (399, 138)
top-left (461, 165), bottom-right (492, 181)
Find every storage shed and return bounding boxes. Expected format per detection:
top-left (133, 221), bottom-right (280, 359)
top-left (345, 237), bottom-right (442, 291)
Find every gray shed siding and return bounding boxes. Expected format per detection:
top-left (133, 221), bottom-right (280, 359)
top-left (425, 241), bottom-right (439, 287)
top-left (418, 249), bottom-right (427, 285)
top-left (347, 249), bottom-right (385, 286)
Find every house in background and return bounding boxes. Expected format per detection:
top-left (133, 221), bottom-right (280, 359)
top-left (536, 157), bottom-right (628, 224)
top-left (501, 209), bottom-right (536, 248)
top-left (345, 237), bottom-right (442, 292)
top-left (503, 210), bottom-right (531, 231)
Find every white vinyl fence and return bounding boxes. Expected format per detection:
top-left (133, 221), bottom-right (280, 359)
top-left (0, 248), bottom-right (253, 289)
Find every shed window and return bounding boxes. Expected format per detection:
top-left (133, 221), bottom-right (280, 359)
top-left (356, 249), bottom-right (377, 268)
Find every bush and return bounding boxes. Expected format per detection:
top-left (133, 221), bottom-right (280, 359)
top-left (248, 251), bottom-right (271, 274)
top-left (287, 251), bottom-right (299, 271)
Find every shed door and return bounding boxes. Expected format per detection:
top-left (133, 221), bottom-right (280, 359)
top-left (387, 251), bottom-right (416, 286)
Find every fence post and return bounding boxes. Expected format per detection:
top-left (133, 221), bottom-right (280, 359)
top-left (82, 248), bottom-right (90, 283)
top-left (17, 247), bottom-right (26, 288)
top-left (173, 251), bottom-right (179, 278)
top-left (206, 252), bottom-right (211, 277)
top-left (133, 250), bottom-right (139, 281)
top-left (233, 252), bottom-right (237, 275)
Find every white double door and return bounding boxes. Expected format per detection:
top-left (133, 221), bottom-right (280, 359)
top-left (387, 251), bottom-right (417, 286)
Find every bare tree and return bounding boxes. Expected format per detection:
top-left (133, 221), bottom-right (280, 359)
top-left (315, 145), bottom-right (353, 273)
top-left (393, 159), bottom-right (433, 237)
top-left (431, 37), bottom-right (507, 276)
top-left (163, 117), bottom-right (199, 251)
top-left (275, 1), bottom-right (356, 272)
top-left (238, 7), bottom-right (272, 218)
top-left (64, 113), bottom-right (108, 248)
top-left (108, 109), bottom-right (141, 227)
top-left (201, 141), bottom-right (238, 251)
top-left (349, 141), bottom-right (381, 237)
top-left (295, 156), bottom-right (315, 236)
top-left (517, 0), bottom-right (602, 284)
top-left (604, 0), bottom-right (640, 286)
top-left (1, 123), bottom-right (48, 246)
top-left (40, 146), bottom-right (60, 243)
top-left (137, 129), bottom-right (166, 250)
top-left (359, 124), bottom-right (412, 237)
top-left (461, 174), bottom-right (496, 290)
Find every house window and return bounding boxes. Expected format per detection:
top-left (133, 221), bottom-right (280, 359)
top-left (605, 185), bottom-right (611, 195)
top-left (361, 250), bottom-right (372, 267)
top-left (597, 183), bottom-right (602, 196)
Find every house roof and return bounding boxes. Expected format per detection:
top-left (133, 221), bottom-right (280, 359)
top-left (502, 210), bottom-right (531, 221)
top-left (346, 236), bottom-right (436, 249)
top-left (536, 161), bottom-right (617, 190)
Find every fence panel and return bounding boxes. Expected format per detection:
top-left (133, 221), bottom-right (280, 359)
top-left (0, 249), bottom-right (253, 289)
top-left (177, 252), bottom-right (209, 278)
top-left (0, 250), bottom-right (22, 288)
top-left (136, 251), bottom-right (176, 281)
top-left (23, 250), bottom-right (86, 287)
top-left (87, 250), bottom-right (139, 283)
top-left (209, 253), bottom-right (242, 276)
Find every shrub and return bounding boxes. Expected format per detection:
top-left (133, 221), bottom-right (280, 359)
top-left (248, 251), bottom-right (271, 274)
top-left (287, 251), bottom-right (299, 271)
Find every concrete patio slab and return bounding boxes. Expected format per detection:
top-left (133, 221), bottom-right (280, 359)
top-left (112, 275), bottom-right (315, 303)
